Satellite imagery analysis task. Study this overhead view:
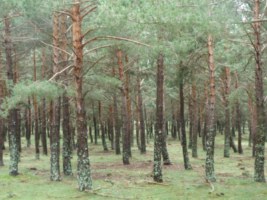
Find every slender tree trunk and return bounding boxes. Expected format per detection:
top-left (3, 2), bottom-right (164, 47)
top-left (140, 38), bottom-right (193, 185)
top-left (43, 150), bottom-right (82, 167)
top-left (253, 0), bottom-right (266, 182)
top-left (248, 92), bottom-right (256, 157)
top-left (171, 102), bottom-right (177, 139)
top-left (0, 50), bottom-right (5, 166)
top-left (92, 103), bottom-right (98, 145)
top-left (116, 49), bottom-right (131, 165)
top-left (135, 97), bottom-right (141, 150)
top-left (153, 53), bottom-right (164, 182)
top-left (125, 55), bottom-right (133, 148)
top-left (4, 16), bottom-right (19, 176)
top-left (13, 51), bottom-right (21, 154)
top-left (221, 67), bottom-right (231, 158)
top-left (179, 77), bottom-right (192, 170)
top-left (0, 72), bottom-right (5, 166)
top-left (32, 49), bottom-right (40, 160)
top-left (50, 13), bottom-right (61, 181)
top-left (205, 34), bottom-right (216, 182)
top-left (188, 98), bottom-right (193, 149)
top-left (234, 71), bottom-right (243, 154)
top-left (62, 94), bottom-right (72, 175)
top-left (59, 14), bottom-right (72, 176)
top-left (41, 49), bottom-right (48, 155)
top-left (191, 82), bottom-right (198, 158)
top-left (72, 2), bottom-right (92, 190)
top-left (26, 98), bottom-right (32, 147)
top-left (113, 94), bottom-right (121, 154)
top-left (137, 69), bottom-right (146, 154)
top-left (108, 106), bottom-right (114, 150)
top-left (99, 101), bottom-right (108, 151)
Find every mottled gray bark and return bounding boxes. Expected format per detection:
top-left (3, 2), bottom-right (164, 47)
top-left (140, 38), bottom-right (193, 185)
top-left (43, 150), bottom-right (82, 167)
top-left (253, 0), bottom-right (266, 183)
top-left (205, 34), bottom-right (216, 182)
top-left (4, 16), bottom-right (19, 176)
top-left (153, 53), bottom-right (164, 182)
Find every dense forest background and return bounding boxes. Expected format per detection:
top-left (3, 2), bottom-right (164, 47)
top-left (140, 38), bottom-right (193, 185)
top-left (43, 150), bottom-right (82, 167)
top-left (1, 0), bottom-right (267, 199)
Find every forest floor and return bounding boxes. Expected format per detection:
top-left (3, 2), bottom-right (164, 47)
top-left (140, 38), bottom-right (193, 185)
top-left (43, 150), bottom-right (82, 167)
top-left (0, 134), bottom-right (267, 200)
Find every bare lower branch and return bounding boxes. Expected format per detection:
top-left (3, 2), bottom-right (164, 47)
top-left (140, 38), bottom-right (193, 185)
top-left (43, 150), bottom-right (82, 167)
top-left (40, 41), bottom-right (73, 57)
top-left (105, 36), bottom-right (151, 47)
top-left (82, 28), bottom-right (95, 39)
top-left (82, 6), bottom-right (97, 19)
top-left (49, 64), bottom-right (74, 81)
top-left (83, 36), bottom-right (150, 48)
top-left (84, 45), bottom-right (113, 55)
top-left (55, 10), bottom-right (73, 20)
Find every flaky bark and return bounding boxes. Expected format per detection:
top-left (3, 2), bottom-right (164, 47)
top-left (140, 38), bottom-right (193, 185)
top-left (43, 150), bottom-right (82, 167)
top-left (253, 0), bottom-right (266, 182)
top-left (72, 2), bottom-right (92, 190)
top-left (205, 34), bottom-right (216, 182)
top-left (4, 16), bottom-right (19, 176)
top-left (50, 13), bottom-right (61, 181)
top-left (60, 14), bottom-right (72, 176)
top-left (153, 53), bottom-right (164, 182)
top-left (116, 49), bottom-right (131, 164)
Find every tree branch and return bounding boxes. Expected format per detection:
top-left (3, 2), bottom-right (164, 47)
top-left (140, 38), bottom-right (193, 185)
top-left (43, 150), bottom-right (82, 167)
top-left (49, 64), bottom-right (74, 81)
top-left (82, 28), bottom-right (95, 39)
top-left (82, 6), bottom-right (97, 19)
top-left (83, 36), bottom-right (150, 48)
top-left (55, 10), bottom-right (74, 20)
top-left (84, 45), bottom-right (113, 55)
top-left (40, 41), bottom-right (73, 57)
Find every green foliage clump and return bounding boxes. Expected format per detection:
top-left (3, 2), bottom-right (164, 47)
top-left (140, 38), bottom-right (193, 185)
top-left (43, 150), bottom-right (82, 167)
top-left (0, 80), bottom-right (62, 117)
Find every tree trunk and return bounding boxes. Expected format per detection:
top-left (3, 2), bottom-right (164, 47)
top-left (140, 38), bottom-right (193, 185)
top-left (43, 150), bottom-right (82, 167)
top-left (0, 78), bottom-right (6, 166)
top-left (113, 94), bottom-right (121, 154)
top-left (153, 53), bottom-right (164, 182)
top-left (137, 69), bottom-right (146, 154)
top-left (125, 55), bottom-right (133, 148)
top-left (179, 76), bottom-right (192, 170)
top-left (33, 49), bottom-right (40, 160)
top-left (0, 51), bottom-right (5, 166)
top-left (4, 16), bottom-right (19, 176)
top-left (41, 48), bottom-right (48, 155)
top-left (253, 0), bottom-right (266, 182)
top-left (135, 97), bottom-right (141, 150)
top-left (72, 2), bottom-right (92, 190)
top-left (248, 91), bottom-right (256, 157)
top-left (234, 71), bottom-right (243, 154)
top-left (116, 49), bottom-right (131, 164)
top-left (50, 13), bottom-right (61, 181)
top-left (205, 34), bottom-right (216, 182)
top-left (108, 106), bottom-right (114, 150)
top-left (221, 67), bottom-right (231, 157)
top-left (13, 51), bottom-right (21, 154)
top-left (191, 82), bottom-right (198, 158)
top-left (99, 101), bottom-right (108, 151)
top-left (92, 103), bottom-right (98, 145)
top-left (59, 13), bottom-right (72, 176)
top-left (26, 98), bottom-right (32, 147)
top-left (62, 94), bottom-right (72, 176)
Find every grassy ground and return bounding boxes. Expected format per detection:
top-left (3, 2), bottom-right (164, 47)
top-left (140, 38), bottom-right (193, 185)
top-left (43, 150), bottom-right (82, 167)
top-left (0, 134), bottom-right (267, 200)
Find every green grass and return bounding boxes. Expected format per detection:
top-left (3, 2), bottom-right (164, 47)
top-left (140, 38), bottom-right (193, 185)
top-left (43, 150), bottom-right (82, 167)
top-left (0, 134), bottom-right (267, 200)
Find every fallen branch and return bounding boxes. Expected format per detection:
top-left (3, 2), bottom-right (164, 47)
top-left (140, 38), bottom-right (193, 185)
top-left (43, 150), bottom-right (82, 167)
top-left (206, 179), bottom-right (215, 193)
top-left (146, 181), bottom-right (170, 186)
